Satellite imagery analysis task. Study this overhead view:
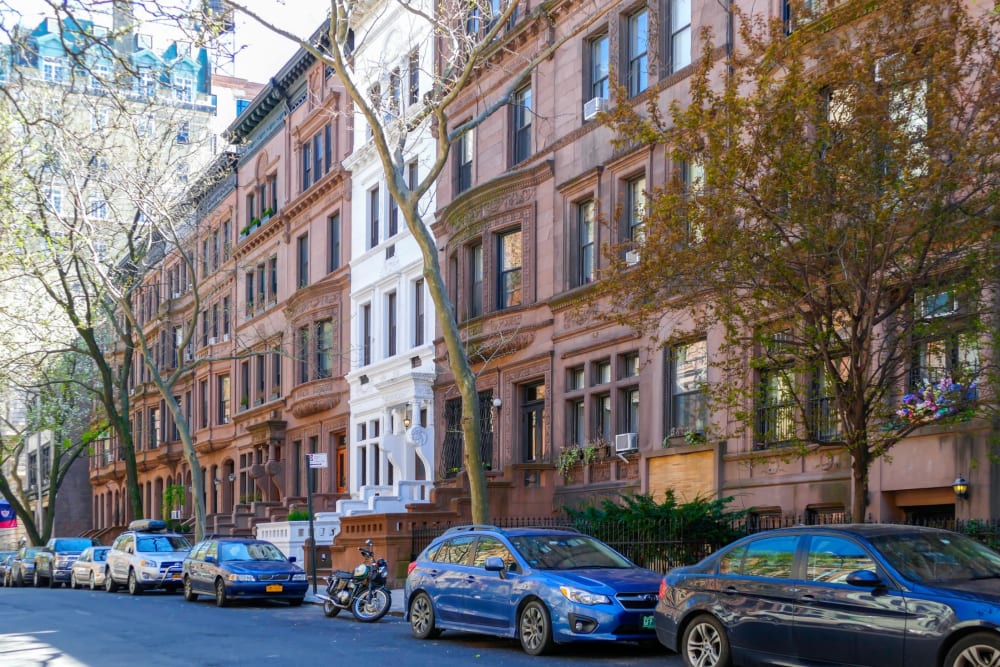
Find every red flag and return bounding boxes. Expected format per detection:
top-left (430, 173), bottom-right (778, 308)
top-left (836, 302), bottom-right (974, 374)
top-left (0, 501), bottom-right (17, 528)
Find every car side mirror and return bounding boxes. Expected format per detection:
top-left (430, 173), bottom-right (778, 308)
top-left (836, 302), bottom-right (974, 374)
top-left (845, 569), bottom-right (882, 587)
top-left (288, 556), bottom-right (297, 563)
top-left (484, 556), bottom-right (506, 575)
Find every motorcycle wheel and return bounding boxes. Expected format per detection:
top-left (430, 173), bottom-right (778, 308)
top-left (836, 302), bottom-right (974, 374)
top-left (351, 587), bottom-right (391, 623)
top-left (322, 599), bottom-right (341, 617)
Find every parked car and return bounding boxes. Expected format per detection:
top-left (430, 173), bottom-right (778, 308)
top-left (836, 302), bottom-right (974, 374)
top-left (405, 525), bottom-right (663, 655)
top-left (34, 537), bottom-right (102, 588)
top-left (0, 551), bottom-right (16, 586)
top-left (182, 537), bottom-right (307, 607)
top-left (69, 546), bottom-right (110, 590)
top-left (654, 524), bottom-right (1000, 667)
top-left (9, 545), bottom-right (44, 587)
top-left (105, 519), bottom-right (191, 595)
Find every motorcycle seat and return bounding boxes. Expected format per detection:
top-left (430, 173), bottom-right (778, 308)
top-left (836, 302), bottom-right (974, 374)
top-left (332, 570), bottom-right (353, 578)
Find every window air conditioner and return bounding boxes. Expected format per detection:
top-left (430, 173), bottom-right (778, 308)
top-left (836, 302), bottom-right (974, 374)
top-left (615, 432), bottom-right (638, 453)
top-left (222, 333), bottom-right (230, 342)
top-left (625, 249), bottom-right (641, 266)
top-left (172, 291), bottom-right (181, 299)
top-left (583, 96), bottom-right (609, 121)
top-left (208, 336), bottom-right (217, 345)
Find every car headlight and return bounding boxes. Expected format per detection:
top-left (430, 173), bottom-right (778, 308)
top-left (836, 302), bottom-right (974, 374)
top-left (559, 586), bottom-right (611, 605)
top-left (139, 559), bottom-right (159, 568)
top-left (292, 573), bottom-right (307, 581)
top-left (227, 574), bottom-right (256, 582)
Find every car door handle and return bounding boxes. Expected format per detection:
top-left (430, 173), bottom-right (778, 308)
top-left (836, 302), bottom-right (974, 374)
top-left (722, 586), bottom-right (739, 596)
top-left (798, 594), bottom-right (816, 604)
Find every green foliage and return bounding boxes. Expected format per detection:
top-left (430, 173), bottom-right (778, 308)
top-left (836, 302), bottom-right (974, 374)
top-left (161, 484), bottom-right (186, 531)
top-left (286, 508), bottom-right (312, 521)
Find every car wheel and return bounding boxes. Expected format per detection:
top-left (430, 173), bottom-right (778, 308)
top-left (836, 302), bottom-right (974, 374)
top-left (682, 614), bottom-right (731, 667)
top-left (15, 571), bottom-right (24, 587)
top-left (322, 599), bottom-right (341, 618)
top-left (89, 571), bottom-right (96, 591)
top-left (104, 569), bottom-right (118, 593)
top-left (69, 573), bottom-right (77, 590)
top-left (49, 573), bottom-right (59, 588)
top-left (127, 569), bottom-right (143, 596)
top-left (183, 575), bottom-right (198, 602)
top-left (214, 578), bottom-right (229, 608)
top-left (518, 600), bottom-right (554, 656)
top-left (944, 632), bottom-right (1000, 667)
top-left (409, 592), bottom-right (442, 639)
top-left (34, 572), bottom-right (43, 588)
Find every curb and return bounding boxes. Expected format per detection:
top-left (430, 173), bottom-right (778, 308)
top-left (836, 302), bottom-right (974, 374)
top-left (303, 589), bottom-right (405, 618)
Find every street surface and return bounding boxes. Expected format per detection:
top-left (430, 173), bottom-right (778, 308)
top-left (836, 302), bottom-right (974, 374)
top-left (0, 586), bottom-right (680, 666)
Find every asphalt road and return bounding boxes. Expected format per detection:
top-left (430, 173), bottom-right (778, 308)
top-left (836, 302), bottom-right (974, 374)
top-left (0, 586), bottom-right (682, 666)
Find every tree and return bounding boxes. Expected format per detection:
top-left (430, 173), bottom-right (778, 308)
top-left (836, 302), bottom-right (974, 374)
top-left (147, 0), bottom-right (619, 524)
top-left (601, 0), bottom-right (1000, 521)
top-left (0, 353), bottom-right (97, 545)
top-left (0, 2), bottom-right (222, 537)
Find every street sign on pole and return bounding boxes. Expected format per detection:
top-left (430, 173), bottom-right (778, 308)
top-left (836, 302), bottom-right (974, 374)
top-left (307, 453), bottom-right (328, 469)
top-left (306, 454), bottom-right (318, 594)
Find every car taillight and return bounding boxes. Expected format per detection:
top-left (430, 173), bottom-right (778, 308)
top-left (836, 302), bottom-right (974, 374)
top-left (659, 578), bottom-right (667, 600)
top-left (407, 561), bottom-right (418, 576)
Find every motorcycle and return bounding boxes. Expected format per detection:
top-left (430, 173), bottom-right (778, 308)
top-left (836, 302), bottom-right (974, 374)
top-left (317, 539), bottom-right (391, 622)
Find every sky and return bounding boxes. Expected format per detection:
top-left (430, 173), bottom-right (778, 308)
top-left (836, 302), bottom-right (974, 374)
top-left (0, 0), bottom-right (329, 83)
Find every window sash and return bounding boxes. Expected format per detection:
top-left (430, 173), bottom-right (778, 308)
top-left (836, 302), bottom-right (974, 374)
top-left (628, 10), bottom-right (649, 97)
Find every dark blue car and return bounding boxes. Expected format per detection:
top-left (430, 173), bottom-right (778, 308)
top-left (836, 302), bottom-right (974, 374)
top-left (404, 525), bottom-right (662, 655)
top-left (182, 538), bottom-right (307, 607)
top-left (654, 524), bottom-right (1000, 667)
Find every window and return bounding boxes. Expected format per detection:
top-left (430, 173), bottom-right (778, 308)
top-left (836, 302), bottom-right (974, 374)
top-left (297, 326), bottom-right (309, 383)
top-left (136, 67), bottom-right (156, 97)
top-left (756, 368), bottom-right (795, 447)
top-left (316, 319), bottom-right (333, 378)
top-left (245, 271), bottom-right (254, 315)
top-left (199, 379), bottom-right (208, 428)
top-left (313, 131), bottom-right (324, 184)
top-left (669, 340), bottom-right (707, 436)
top-left (669, 0), bottom-right (692, 73)
top-left (627, 9), bottom-right (648, 97)
top-left (239, 360), bottom-right (250, 409)
top-left (296, 234), bottom-right (309, 288)
top-left (682, 160), bottom-right (705, 242)
top-left (43, 57), bottom-right (67, 83)
top-left (269, 174), bottom-right (279, 213)
top-left (222, 219), bottom-right (231, 260)
top-left (256, 353), bottom-right (266, 401)
top-left (741, 535), bottom-right (798, 578)
top-left (386, 292), bottom-right (397, 358)
top-left (176, 121), bottom-right (190, 144)
top-left (222, 297), bottom-right (231, 338)
top-left (806, 536), bottom-right (875, 583)
top-left (368, 186), bottom-right (380, 249)
top-left (328, 213), bottom-right (341, 272)
top-left (574, 200), bottom-right (596, 287)
top-left (302, 141), bottom-right (312, 191)
top-left (469, 243), bottom-right (483, 318)
top-left (512, 86), bottom-right (532, 164)
top-left (625, 175), bottom-right (646, 242)
top-left (246, 193), bottom-right (256, 225)
top-left (810, 359), bottom-right (845, 442)
top-left (217, 374), bottom-right (230, 425)
top-left (456, 128), bottom-right (474, 194)
top-left (268, 256), bottom-right (278, 302)
top-left (174, 73), bottom-right (194, 102)
top-left (388, 191), bottom-right (399, 238)
top-left (621, 386), bottom-right (640, 434)
top-left (569, 398), bottom-right (585, 446)
top-left (497, 230), bottom-right (522, 310)
top-left (408, 49), bottom-right (420, 105)
top-left (413, 279), bottom-right (425, 347)
top-left (88, 195), bottom-right (108, 220)
top-left (521, 383), bottom-right (545, 462)
top-left (389, 67), bottom-right (401, 116)
top-left (361, 303), bottom-right (372, 366)
top-left (271, 348), bottom-right (282, 396)
top-left (589, 35), bottom-right (609, 100)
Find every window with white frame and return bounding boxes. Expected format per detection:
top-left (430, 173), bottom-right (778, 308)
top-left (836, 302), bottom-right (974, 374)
top-left (627, 9), bottom-right (648, 97)
top-left (668, 340), bottom-right (707, 437)
top-left (669, 0), bottom-right (692, 73)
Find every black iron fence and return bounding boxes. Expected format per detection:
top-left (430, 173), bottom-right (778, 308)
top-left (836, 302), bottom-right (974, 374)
top-left (410, 516), bottom-right (1000, 573)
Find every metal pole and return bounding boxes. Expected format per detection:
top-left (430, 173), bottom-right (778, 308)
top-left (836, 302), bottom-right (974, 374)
top-left (306, 455), bottom-right (316, 595)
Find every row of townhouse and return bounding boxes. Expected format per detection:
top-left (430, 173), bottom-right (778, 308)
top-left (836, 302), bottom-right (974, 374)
top-left (88, 0), bottom-right (998, 541)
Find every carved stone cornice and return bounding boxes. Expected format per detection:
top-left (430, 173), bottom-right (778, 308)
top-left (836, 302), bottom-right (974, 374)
top-left (287, 377), bottom-right (345, 418)
top-left (435, 160), bottom-right (553, 238)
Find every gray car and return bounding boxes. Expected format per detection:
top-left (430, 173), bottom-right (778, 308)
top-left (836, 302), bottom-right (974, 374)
top-left (70, 546), bottom-right (110, 590)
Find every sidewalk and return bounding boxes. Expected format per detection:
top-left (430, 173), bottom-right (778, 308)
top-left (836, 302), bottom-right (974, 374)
top-left (304, 587), bottom-right (406, 617)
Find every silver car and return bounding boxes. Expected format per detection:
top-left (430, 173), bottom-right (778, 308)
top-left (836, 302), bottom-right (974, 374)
top-left (70, 546), bottom-right (110, 590)
top-left (105, 520), bottom-right (191, 595)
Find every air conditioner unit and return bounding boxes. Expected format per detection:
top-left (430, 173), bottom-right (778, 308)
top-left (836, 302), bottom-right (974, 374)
top-left (183, 350), bottom-right (192, 361)
top-left (172, 291), bottom-right (181, 299)
top-left (222, 333), bottom-right (230, 342)
top-left (625, 249), bottom-right (641, 266)
top-left (615, 432), bottom-right (638, 453)
top-left (583, 96), bottom-right (609, 121)
top-left (208, 336), bottom-right (217, 345)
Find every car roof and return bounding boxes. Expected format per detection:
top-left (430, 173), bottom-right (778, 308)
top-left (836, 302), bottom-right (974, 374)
top-left (439, 525), bottom-right (585, 539)
top-left (739, 523), bottom-right (958, 540)
top-left (204, 537), bottom-right (272, 544)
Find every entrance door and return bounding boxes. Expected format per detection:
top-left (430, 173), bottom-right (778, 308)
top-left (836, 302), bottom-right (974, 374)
top-left (520, 382), bottom-right (545, 463)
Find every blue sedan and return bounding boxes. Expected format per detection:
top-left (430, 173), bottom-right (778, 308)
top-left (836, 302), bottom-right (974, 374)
top-left (405, 525), bottom-right (662, 655)
top-left (182, 538), bottom-right (307, 607)
top-left (654, 524), bottom-right (1000, 667)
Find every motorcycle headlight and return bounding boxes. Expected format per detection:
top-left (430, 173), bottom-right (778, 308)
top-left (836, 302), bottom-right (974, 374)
top-left (292, 573), bottom-right (307, 581)
top-left (559, 586), bottom-right (611, 606)
top-left (227, 573), bottom-right (255, 582)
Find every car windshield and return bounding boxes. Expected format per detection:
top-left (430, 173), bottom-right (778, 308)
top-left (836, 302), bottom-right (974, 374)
top-left (93, 548), bottom-right (109, 562)
top-left (873, 531), bottom-right (1000, 583)
top-left (54, 538), bottom-right (94, 552)
top-left (508, 534), bottom-right (633, 570)
top-left (136, 535), bottom-right (191, 553)
top-left (219, 542), bottom-right (287, 562)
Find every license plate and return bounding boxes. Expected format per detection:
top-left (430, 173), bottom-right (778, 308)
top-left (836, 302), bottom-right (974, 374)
top-left (642, 615), bottom-right (655, 629)
top-left (170, 573), bottom-right (181, 579)
top-left (266, 584), bottom-right (283, 593)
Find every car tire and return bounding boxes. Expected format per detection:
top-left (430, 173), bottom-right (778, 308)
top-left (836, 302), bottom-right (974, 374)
top-left (49, 573), bottom-right (59, 588)
top-left (409, 592), bottom-right (442, 639)
top-left (518, 600), bottom-right (554, 656)
top-left (183, 576), bottom-right (198, 602)
top-left (944, 632), bottom-right (1000, 667)
top-left (215, 578), bottom-right (229, 608)
top-left (105, 569), bottom-right (118, 593)
top-left (15, 571), bottom-right (24, 587)
top-left (681, 614), bottom-right (731, 667)
top-left (34, 572), bottom-right (43, 588)
top-left (89, 571), bottom-right (96, 591)
top-left (127, 569), bottom-right (143, 596)
top-left (69, 573), bottom-right (77, 590)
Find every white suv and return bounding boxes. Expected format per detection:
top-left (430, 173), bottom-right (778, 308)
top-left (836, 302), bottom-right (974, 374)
top-left (105, 519), bottom-right (192, 595)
